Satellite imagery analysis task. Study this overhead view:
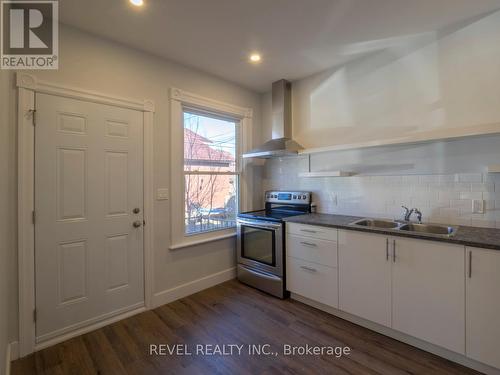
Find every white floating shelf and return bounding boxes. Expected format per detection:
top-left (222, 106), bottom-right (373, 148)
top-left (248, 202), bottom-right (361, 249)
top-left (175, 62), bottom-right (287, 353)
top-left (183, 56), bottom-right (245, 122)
top-left (299, 171), bottom-right (354, 178)
top-left (487, 165), bottom-right (500, 173)
top-left (298, 122), bottom-right (500, 155)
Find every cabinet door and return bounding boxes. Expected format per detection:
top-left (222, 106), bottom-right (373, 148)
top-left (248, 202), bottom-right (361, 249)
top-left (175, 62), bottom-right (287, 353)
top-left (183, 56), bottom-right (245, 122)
top-left (287, 234), bottom-right (337, 268)
top-left (287, 257), bottom-right (338, 308)
top-left (392, 238), bottom-right (465, 354)
top-left (338, 230), bottom-right (392, 327)
top-left (466, 247), bottom-right (500, 369)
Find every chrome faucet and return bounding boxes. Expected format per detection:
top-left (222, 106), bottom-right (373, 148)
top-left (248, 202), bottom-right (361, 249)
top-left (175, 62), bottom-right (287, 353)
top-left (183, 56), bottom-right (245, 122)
top-left (414, 208), bottom-right (423, 223)
top-left (401, 206), bottom-right (423, 223)
top-left (401, 206), bottom-right (414, 221)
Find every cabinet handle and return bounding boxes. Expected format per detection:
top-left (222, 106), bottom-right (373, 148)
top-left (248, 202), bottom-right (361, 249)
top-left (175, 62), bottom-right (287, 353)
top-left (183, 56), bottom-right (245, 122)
top-left (300, 265), bottom-right (317, 272)
top-left (300, 241), bottom-right (317, 247)
top-left (468, 251), bottom-right (472, 278)
top-left (393, 240), bottom-right (396, 263)
top-left (301, 229), bottom-right (317, 234)
top-left (386, 238), bottom-right (389, 261)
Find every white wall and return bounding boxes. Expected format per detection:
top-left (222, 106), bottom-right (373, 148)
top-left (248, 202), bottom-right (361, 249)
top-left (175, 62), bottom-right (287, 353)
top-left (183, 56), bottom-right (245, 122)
top-left (0, 71), bottom-right (9, 374)
top-left (261, 11), bottom-right (500, 229)
top-left (5, 25), bottom-right (263, 346)
top-left (0, 68), bottom-right (13, 375)
top-left (262, 11), bottom-right (500, 149)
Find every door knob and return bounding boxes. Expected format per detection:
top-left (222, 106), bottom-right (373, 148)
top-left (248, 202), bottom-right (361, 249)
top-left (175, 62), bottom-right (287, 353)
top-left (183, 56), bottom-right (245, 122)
top-left (133, 220), bottom-right (142, 228)
top-left (133, 208), bottom-right (140, 214)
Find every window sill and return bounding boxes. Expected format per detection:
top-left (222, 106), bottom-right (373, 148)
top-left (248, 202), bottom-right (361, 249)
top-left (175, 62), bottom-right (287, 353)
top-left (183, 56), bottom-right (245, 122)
top-left (169, 231), bottom-right (236, 250)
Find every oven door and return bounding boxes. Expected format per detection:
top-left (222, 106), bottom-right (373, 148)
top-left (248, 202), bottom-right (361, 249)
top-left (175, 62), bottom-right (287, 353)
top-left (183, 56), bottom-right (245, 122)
top-left (237, 218), bottom-right (283, 276)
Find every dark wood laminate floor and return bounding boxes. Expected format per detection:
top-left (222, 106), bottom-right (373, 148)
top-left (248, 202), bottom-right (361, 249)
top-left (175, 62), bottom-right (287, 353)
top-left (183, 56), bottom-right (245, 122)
top-left (12, 280), bottom-right (479, 375)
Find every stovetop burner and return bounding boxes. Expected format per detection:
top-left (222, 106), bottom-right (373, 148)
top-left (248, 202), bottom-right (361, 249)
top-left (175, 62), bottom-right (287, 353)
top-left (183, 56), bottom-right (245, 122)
top-left (238, 191), bottom-right (312, 222)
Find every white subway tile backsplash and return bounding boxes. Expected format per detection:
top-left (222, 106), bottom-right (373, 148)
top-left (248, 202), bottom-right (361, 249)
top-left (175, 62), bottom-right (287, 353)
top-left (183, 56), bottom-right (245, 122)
top-left (471, 219), bottom-right (496, 228)
top-left (439, 175), bottom-right (456, 184)
top-left (264, 160), bottom-right (498, 228)
top-left (459, 192), bottom-right (483, 200)
top-left (456, 173), bottom-right (483, 183)
top-left (470, 182), bottom-right (494, 192)
top-left (419, 175), bottom-right (440, 183)
top-left (438, 191), bottom-right (460, 202)
top-left (401, 175), bottom-right (419, 184)
top-left (484, 200), bottom-right (495, 210)
top-left (451, 183), bottom-right (472, 192)
top-left (455, 218), bottom-right (473, 226)
top-left (450, 199), bottom-right (471, 210)
top-left (439, 207), bottom-right (460, 217)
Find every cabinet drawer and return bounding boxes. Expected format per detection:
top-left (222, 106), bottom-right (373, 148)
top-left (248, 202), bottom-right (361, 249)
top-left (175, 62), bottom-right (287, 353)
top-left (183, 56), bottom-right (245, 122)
top-left (287, 234), bottom-right (337, 267)
top-left (287, 257), bottom-right (338, 308)
top-left (287, 223), bottom-right (337, 242)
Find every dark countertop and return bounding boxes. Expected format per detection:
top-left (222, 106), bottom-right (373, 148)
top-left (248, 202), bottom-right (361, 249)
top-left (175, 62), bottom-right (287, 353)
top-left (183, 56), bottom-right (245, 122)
top-left (284, 213), bottom-right (500, 251)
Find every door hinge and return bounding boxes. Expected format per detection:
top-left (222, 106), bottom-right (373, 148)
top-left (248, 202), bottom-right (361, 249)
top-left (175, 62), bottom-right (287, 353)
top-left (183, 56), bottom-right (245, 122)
top-left (28, 109), bottom-right (36, 126)
top-left (33, 309), bottom-right (37, 322)
top-left (32, 210), bottom-right (36, 224)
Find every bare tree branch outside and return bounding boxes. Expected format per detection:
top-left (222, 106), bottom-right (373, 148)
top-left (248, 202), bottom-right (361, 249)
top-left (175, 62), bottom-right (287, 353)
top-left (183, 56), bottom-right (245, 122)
top-left (183, 112), bottom-right (238, 234)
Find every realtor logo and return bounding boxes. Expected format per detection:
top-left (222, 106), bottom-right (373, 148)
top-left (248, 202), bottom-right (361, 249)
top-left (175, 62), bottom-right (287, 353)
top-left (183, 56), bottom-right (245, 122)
top-left (1, 0), bottom-right (58, 69)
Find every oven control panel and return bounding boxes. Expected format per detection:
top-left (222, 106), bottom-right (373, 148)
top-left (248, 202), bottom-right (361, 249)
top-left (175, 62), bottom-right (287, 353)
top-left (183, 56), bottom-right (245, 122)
top-left (265, 191), bottom-right (311, 204)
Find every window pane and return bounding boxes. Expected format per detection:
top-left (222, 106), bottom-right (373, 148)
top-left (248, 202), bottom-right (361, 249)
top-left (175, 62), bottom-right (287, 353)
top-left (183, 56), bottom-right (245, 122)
top-left (185, 174), bottom-right (237, 235)
top-left (184, 112), bottom-right (236, 173)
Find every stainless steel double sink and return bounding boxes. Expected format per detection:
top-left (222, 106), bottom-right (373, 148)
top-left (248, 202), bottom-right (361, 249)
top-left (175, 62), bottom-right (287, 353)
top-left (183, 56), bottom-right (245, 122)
top-left (350, 218), bottom-right (457, 237)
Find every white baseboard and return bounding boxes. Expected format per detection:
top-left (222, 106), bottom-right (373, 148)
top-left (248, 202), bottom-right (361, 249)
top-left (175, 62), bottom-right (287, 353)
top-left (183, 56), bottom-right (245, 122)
top-left (152, 267), bottom-right (236, 308)
top-left (291, 293), bottom-right (500, 375)
top-left (9, 341), bottom-right (18, 361)
top-left (5, 343), bottom-right (11, 375)
top-left (4, 341), bottom-right (19, 375)
top-left (35, 305), bottom-right (146, 352)
top-left (16, 268), bottom-right (235, 358)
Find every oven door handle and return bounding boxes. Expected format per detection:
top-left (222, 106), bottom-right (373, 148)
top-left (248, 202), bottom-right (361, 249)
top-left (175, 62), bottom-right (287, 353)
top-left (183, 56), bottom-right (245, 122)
top-left (237, 218), bottom-right (282, 230)
top-left (239, 265), bottom-right (282, 282)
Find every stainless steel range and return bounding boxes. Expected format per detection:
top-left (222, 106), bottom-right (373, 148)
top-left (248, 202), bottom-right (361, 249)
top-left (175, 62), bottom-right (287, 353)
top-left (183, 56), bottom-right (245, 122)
top-left (237, 191), bottom-right (312, 298)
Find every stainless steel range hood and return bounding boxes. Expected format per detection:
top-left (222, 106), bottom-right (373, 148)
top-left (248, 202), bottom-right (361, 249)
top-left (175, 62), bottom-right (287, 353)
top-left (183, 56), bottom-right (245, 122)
top-left (242, 79), bottom-right (303, 158)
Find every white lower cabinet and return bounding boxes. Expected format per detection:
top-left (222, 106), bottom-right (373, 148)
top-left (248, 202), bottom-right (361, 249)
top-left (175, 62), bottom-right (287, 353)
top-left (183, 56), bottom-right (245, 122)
top-left (287, 257), bottom-right (338, 308)
top-left (392, 238), bottom-right (465, 354)
top-left (286, 224), bottom-right (500, 370)
top-left (286, 223), bottom-right (338, 308)
top-left (338, 231), bottom-right (465, 352)
top-left (466, 247), bottom-right (500, 369)
top-left (338, 230), bottom-right (392, 327)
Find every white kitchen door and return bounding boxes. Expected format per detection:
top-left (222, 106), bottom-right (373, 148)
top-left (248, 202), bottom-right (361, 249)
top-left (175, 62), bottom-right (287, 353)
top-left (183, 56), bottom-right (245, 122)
top-left (34, 93), bottom-right (144, 342)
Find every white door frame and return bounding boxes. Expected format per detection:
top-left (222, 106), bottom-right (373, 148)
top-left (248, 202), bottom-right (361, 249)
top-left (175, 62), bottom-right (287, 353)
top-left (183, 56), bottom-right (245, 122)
top-left (16, 73), bottom-right (155, 357)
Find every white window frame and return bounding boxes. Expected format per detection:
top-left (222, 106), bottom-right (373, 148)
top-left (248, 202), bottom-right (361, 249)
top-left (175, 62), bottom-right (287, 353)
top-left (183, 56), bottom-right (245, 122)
top-left (169, 88), bottom-right (252, 250)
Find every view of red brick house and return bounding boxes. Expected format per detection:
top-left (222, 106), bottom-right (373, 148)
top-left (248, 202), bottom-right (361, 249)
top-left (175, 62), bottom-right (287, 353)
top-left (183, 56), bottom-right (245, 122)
top-left (184, 127), bottom-right (237, 233)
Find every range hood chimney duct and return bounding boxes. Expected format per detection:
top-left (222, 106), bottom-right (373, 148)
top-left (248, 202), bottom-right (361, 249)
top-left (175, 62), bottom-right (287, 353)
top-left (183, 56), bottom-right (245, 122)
top-left (242, 79), bottom-right (303, 158)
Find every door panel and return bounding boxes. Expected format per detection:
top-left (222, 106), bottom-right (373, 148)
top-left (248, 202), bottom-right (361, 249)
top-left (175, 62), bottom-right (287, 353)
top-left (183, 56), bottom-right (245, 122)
top-left (58, 240), bottom-right (88, 305)
top-left (35, 93), bottom-right (144, 341)
top-left (338, 230), bottom-right (392, 327)
top-left (56, 147), bottom-right (87, 220)
top-left (105, 151), bottom-right (129, 216)
top-left (392, 238), bottom-right (464, 354)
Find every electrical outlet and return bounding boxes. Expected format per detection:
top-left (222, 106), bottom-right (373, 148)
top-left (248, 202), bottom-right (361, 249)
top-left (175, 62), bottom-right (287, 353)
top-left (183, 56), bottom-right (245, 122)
top-left (472, 199), bottom-right (485, 214)
top-left (329, 192), bottom-right (338, 206)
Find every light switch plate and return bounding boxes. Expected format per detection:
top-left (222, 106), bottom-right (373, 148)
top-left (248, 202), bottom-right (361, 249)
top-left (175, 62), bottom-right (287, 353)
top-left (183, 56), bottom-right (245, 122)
top-left (157, 188), bottom-right (169, 200)
top-left (472, 199), bottom-right (485, 214)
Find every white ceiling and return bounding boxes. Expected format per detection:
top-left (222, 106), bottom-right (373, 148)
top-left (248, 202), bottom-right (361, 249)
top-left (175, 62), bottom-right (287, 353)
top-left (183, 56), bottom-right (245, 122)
top-left (59, 0), bottom-right (500, 92)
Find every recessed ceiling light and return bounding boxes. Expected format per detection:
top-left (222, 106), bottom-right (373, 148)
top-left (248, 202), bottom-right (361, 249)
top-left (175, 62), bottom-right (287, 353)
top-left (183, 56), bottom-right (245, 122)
top-left (249, 53), bottom-right (262, 63)
top-left (130, 0), bottom-right (144, 6)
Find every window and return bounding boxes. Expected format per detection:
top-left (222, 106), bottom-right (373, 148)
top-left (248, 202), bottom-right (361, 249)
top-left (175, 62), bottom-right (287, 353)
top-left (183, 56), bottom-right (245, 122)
top-left (170, 88), bottom-right (252, 250)
top-left (183, 111), bottom-right (239, 235)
